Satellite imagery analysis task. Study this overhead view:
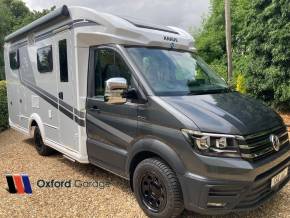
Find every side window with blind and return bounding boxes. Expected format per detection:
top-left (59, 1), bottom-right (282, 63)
top-left (58, 39), bottom-right (68, 82)
top-left (9, 50), bottom-right (20, 70)
top-left (37, 45), bottom-right (53, 73)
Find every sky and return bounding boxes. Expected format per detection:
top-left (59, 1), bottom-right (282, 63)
top-left (23, 0), bottom-right (210, 31)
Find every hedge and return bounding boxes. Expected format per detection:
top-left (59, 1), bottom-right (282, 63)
top-left (0, 66), bottom-right (5, 80)
top-left (0, 81), bottom-right (8, 131)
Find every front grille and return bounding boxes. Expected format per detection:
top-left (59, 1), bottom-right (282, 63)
top-left (205, 158), bottom-right (290, 210)
top-left (208, 186), bottom-right (241, 197)
top-left (237, 180), bottom-right (271, 208)
top-left (239, 126), bottom-right (289, 162)
top-left (236, 167), bottom-right (290, 209)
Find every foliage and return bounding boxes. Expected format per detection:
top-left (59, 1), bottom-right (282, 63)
top-left (194, 0), bottom-right (226, 65)
top-left (236, 74), bottom-right (246, 94)
top-left (0, 66), bottom-right (4, 80)
top-left (0, 80), bottom-right (8, 130)
top-left (238, 0), bottom-right (290, 110)
top-left (194, 0), bottom-right (290, 111)
top-left (209, 59), bottom-right (227, 80)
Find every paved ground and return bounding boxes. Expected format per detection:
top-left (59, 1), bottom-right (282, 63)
top-left (0, 129), bottom-right (289, 218)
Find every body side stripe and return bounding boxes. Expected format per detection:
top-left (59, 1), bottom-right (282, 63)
top-left (20, 79), bottom-right (85, 126)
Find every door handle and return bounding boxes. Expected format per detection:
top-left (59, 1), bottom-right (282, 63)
top-left (58, 92), bottom-right (63, 100)
top-left (89, 106), bottom-right (100, 112)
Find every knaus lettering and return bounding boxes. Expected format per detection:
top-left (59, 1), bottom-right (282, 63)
top-left (163, 36), bottom-right (178, 42)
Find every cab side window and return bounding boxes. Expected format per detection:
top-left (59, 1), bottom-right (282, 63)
top-left (94, 49), bottom-right (132, 97)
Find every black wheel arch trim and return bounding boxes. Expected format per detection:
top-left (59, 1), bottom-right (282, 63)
top-left (126, 138), bottom-right (187, 179)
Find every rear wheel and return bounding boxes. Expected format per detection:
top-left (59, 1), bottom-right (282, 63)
top-left (34, 126), bottom-right (54, 156)
top-left (133, 158), bottom-right (184, 218)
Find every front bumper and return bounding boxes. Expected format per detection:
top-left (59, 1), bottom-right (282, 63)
top-left (178, 143), bottom-right (290, 215)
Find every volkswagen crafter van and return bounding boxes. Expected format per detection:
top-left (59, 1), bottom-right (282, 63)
top-left (4, 5), bottom-right (289, 218)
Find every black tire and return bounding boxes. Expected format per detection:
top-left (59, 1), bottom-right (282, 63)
top-left (133, 158), bottom-right (184, 218)
top-left (33, 126), bottom-right (54, 156)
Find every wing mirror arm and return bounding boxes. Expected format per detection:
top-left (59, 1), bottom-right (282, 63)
top-left (104, 77), bottom-right (144, 104)
top-left (122, 88), bottom-right (138, 100)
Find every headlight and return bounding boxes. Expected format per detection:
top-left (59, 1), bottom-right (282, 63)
top-left (181, 129), bottom-right (242, 157)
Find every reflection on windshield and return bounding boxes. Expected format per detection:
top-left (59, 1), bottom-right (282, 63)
top-left (126, 47), bottom-right (229, 96)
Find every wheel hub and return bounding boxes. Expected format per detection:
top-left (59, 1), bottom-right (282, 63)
top-left (140, 172), bottom-right (167, 212)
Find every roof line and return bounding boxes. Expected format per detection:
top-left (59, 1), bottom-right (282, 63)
top-left (5, 5), bottom-right (70, 42)
top-left (120, 17), bottom-right (179, 35)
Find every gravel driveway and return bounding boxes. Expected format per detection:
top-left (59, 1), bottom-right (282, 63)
top-left (0, 129), bottom-right (289, 218)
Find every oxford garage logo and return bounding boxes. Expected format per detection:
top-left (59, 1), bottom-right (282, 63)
top-left (5, 174), bottom-right (32, 194)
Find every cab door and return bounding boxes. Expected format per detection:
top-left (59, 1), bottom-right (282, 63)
top-left (86, 46), bottom-right (138, 175)
top-left (54, 30), bottom-right (78, 151)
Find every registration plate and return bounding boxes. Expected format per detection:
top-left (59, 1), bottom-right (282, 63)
top-left (271, 167), bottom-right (288, 188)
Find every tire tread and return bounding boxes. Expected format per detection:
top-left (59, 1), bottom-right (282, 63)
top-left (34, 126), bottom-right (55, 156)
top-left (133, 158), bottom-right (184, 218)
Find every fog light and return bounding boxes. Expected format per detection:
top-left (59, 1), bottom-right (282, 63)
top-left (207, 202), bottom-right (227, 208)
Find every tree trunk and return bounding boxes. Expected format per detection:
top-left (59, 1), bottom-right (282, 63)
top-left (225, 0), bottom-right (233, 83)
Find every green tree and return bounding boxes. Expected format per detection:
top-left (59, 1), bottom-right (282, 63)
top-left (0, 81), bottom-right (8, 129)
top-left (194, 0), bottom-right (226, 78)
top-left (195, 0), bottom-right (290, 110)
top-left (238, 0), bottom-right (290, 110)
top-left (0, 0), bottom-right (30, 69)
top-left (0, 1), bottom-right (13, 74)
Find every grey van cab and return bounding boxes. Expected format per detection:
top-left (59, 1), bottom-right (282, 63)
top-left (86, 46), bottom-right (290, 217)
top-left (4, 6), bottom-right (289, 218)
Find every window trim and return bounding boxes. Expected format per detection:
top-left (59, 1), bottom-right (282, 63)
top-left (87, 45), bottom-right (147, 103)
top-left (93, 47), bottom-right (134, 97)
top-left (37, 45), bottom-right (53, 73)
top-left (125, 46), bottom-right (228, 97)
top-left (9, 49), bottom-right (20, 70)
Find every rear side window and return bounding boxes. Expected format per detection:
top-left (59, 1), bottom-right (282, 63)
top-left (9, 50), bottom-right (20, 70)
top-left (58, 39), bottom-right (68, 82)
top-left (37, 45), bottom-right (53, 73)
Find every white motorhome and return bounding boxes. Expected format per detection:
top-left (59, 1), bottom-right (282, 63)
top-left (4, 5), bottom-right (193, 162)
top-left (4, 5), bottom-right (196, 216)
top-left (6, 5), bottom-right (289, 218)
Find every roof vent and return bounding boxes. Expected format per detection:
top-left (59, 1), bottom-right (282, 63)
top-left (121, 17), bottom-right (179, 35)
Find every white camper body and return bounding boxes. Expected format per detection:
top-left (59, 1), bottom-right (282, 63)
top-left (4, 5), bottom-right (194, 164)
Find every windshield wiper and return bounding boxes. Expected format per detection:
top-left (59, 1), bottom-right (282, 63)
top-left (188, 88), bottom-right (231, 95)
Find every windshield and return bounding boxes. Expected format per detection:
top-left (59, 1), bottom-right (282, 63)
top-left (126, 47), bottom-right (229, 96)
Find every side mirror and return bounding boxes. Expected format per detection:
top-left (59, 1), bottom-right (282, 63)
top-left (104, 77), bottom-right (128, 104)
